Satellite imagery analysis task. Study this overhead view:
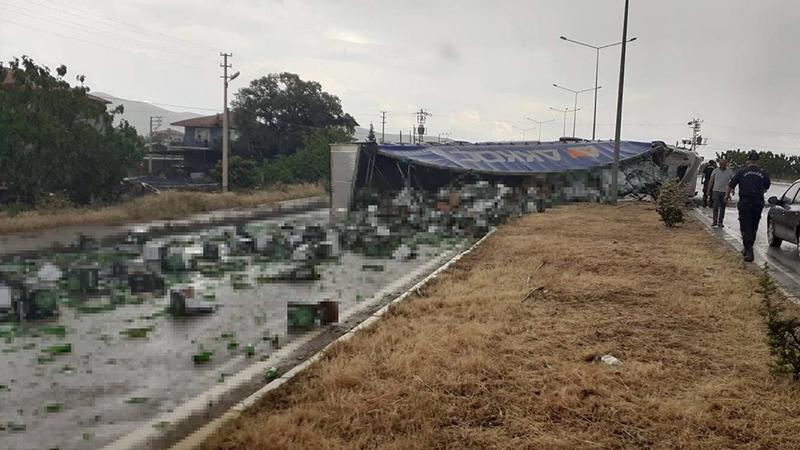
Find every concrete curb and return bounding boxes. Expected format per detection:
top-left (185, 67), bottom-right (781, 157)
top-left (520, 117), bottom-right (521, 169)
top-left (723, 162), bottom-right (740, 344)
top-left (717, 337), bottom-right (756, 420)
top-left (166, 228), bottom-right (498, 450)
top-left (100, 229), bottom-right (496, 450)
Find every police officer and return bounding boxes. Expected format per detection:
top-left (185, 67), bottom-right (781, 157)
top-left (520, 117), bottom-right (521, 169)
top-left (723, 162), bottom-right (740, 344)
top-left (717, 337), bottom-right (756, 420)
top-left (727, 151), bottom-right (770, 262)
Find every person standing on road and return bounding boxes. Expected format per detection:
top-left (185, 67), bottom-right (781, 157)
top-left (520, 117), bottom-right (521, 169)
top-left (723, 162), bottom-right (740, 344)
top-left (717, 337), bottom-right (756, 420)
top-left (702, 160), bottom-right (717, 207)
top-left (709, 159), bottom-right (734, 227)
top-left (727, 151), bottom-right (770, 262)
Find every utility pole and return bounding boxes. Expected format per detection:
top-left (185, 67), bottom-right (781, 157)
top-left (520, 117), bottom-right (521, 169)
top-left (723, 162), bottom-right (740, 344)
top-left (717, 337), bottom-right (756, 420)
top-left (380, 111), bottom-right (387, 143)
top-left (684, 118), bottom-right (707, 151)
top-left (415, 109), bottom-right (431, 144)
top-left (549, 107), bottom-right (580, 137)
top-left (610, 0), bottom-right (630, 204)
top-left (220, 52), bottom-right (240, 193)
top-left (148, 116), bottom-right (162, 174)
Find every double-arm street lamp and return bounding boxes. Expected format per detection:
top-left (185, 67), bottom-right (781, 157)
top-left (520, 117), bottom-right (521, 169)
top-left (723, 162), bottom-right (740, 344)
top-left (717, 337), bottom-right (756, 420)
top-left (526, 117), bottom-right (555, 142)
top-left (549, 106), bottom-right (580, 138)
top-left (559, 35), bottom-right (637, 141)
top-left (512, 125), bottom-right (536, 141)
top-left (552, 84), bottom-right (599, 138)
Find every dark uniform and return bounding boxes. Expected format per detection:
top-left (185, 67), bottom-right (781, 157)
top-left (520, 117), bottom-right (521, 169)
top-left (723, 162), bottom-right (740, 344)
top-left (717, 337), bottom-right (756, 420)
top-left (728, 159), bottom-right (770, 261)
top-left (702, 163), bottom-right (716, 207)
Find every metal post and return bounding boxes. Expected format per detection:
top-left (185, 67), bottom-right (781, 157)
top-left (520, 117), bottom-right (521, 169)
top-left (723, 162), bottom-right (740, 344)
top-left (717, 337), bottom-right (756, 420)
top-left (610, 0), bottom-right (630, 204)
top-left (572, 93), bottom-right (578, 138)
top-left (527, 118), bottom-right (555, 142)
top-left (380, 110), bottom-right (387, 143)
top-left (559, 36), bottom-right (636, 141)
top-left (592, 48), bottom-right (600, 140)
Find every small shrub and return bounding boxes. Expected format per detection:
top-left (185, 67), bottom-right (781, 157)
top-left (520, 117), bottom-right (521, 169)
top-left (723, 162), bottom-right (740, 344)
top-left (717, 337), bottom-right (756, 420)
top-left (759, 264), bottom-right (800, 380)
top-left (655, 179), bottom-right (687, 227)
top-left (34, 192), bottom-right (74, 211)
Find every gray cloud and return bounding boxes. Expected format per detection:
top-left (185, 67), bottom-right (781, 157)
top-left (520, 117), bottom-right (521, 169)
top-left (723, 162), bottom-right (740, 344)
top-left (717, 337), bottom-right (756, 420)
top-left (0, 0), bottom-right (798, 155)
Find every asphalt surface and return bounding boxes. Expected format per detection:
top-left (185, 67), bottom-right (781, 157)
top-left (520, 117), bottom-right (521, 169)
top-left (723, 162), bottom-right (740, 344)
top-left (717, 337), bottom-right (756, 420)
top-left (694, 197), bottom-right (800, 301)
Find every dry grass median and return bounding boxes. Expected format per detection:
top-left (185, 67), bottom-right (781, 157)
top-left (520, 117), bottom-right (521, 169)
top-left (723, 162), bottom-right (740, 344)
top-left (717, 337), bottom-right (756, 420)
top-left (0, 184), bottom-right (323, 235)
top-left (202, 202), bottom-right (800, 449)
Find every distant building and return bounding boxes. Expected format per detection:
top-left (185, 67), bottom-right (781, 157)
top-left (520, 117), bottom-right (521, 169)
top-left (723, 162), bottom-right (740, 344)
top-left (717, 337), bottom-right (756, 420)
top-left (171, 113), bottom-right (238, 149)
top-left (150, 128), bottom-right (184, 145)
top-left (142, 113), bottom-right (237, 177)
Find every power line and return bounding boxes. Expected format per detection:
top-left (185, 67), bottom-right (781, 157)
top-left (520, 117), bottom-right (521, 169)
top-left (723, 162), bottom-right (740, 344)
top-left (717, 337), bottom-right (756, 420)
top-left (145, 102), bottom-right (219, 112)
top-left (0, 2), bottom-right (210, 62)
top-left (0, 18), bottom-right (216, 74)
top-left (37, 0), bottom-right (213, 51)
top-left (705, 122), bottom-right (800, 137)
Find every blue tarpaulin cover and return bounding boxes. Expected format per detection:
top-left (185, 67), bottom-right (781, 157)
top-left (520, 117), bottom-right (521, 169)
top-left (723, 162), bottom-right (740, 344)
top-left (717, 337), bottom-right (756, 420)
top-left (377, 141), bottom-right (654, 174)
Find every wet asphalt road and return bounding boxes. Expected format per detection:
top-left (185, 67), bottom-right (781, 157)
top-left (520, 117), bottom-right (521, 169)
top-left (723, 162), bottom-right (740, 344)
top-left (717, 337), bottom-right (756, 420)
top-left (694, 181), bottom-right (800, 297)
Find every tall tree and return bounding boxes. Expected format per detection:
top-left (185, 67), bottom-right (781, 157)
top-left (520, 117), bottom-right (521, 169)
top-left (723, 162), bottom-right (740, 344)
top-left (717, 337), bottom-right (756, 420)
top-left (232, 72), bottom-right (357, 160)
top-left (0, 56), bottom-right (143, 205)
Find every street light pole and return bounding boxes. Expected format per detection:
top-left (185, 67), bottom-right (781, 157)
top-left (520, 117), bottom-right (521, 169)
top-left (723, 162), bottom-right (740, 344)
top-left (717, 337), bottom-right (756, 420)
top-left (553, 84), bottom-right (599, 138)
top-left (611, 0), bottom-right (631, 204)
top-left (527, 117), bottom-right (556, 142)
top-left (512, 125), bottom-right (536, 141)
top-left (549, 107), bottom-right (580, 137)
top-left (559, 35), bottom-right (637, 140)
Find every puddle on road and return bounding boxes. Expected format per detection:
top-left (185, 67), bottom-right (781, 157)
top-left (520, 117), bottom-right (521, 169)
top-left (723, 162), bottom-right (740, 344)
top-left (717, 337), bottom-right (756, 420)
top-left (0, 210), bottom-right (466, 450)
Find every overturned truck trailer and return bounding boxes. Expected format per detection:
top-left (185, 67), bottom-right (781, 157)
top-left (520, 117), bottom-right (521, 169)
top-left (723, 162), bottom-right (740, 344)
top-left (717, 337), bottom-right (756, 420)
top-left (330, 140), bottom-right (700, 221)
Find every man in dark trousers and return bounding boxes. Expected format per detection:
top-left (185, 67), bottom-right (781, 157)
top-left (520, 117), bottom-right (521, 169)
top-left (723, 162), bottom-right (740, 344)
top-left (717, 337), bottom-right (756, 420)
top-left (701, 160), bottom-right (717, 207)
top-left (727, 151), bottom-right (770, 262)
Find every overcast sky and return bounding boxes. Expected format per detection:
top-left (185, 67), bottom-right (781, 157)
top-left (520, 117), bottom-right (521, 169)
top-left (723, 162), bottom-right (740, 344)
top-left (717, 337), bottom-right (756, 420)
top-left (2, 0), bottom-right (799, 159)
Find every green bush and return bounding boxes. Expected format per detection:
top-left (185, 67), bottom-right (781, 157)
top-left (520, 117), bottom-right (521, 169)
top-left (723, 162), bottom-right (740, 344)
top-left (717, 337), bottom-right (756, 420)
top-left (209, 156), bottom-right (259, 189)
top-left (210, 128), bottom-right (350, 191)
top-left (759, 264), bottom-right (800, 380)
top-left (259, 128), bottom-right (350, 191)
top-left (655, 179), bottom-right (687, 227)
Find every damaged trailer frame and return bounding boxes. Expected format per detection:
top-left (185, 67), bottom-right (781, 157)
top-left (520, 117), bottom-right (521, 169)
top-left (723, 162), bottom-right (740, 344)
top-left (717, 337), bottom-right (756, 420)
top-left (330, 139), bottom-right (701, 221)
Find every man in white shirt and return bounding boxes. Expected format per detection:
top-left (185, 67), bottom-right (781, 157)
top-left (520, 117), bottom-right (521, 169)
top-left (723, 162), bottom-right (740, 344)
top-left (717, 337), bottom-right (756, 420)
top-left (709, 159), bottom-right (735, 227)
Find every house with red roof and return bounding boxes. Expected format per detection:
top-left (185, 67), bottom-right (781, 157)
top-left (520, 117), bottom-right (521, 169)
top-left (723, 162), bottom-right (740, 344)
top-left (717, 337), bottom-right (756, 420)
top-left (171, 112), bottom-right (237, 149)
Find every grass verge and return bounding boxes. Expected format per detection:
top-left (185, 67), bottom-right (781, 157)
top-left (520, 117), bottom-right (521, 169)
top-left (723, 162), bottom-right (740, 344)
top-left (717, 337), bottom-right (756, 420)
top-left (0, 184), bottom-right (324, 235)
top-left (201, 202), bottom-right (800, 449)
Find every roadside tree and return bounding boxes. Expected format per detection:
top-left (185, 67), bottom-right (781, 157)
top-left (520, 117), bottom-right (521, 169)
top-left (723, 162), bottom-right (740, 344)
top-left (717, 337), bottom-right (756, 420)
top-left (232, 72), bottom-right (357, 160)
top-left (0, 56), bottom-right (143, 206)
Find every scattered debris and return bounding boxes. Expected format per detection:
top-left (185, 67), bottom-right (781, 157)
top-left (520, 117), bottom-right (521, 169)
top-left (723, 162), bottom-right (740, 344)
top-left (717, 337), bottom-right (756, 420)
top-left (41, 343), bottom-right (71, 355)
top-left (520, 286), bottom-right (547, 302)
top-left (598, 354), bottom-right (622, 366)
top-left (192, 350), bottom-right (213, 365)
top-left (120, 327), bottom-right (154, 339)
top-left (45, 403), bottom-right (63, 413)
